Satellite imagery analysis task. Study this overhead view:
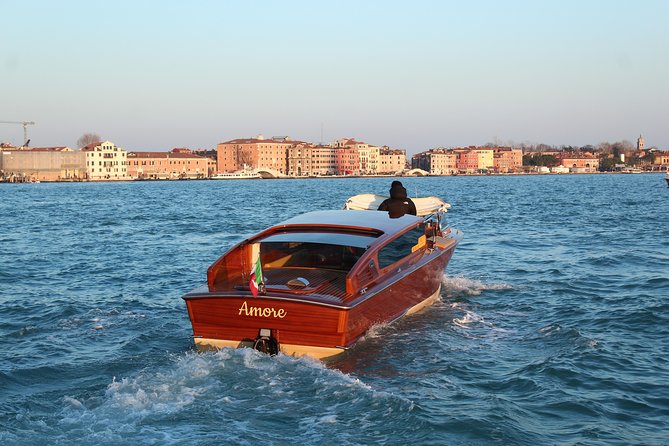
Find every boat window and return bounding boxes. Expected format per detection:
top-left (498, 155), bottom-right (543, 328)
top-left (377, 226), bottom-right (425, 269)
top-left (260, 242), bottom-right (366, 272)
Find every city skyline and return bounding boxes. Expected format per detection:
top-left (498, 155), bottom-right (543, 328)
top-left (2, 0), bottom-right (668, 155)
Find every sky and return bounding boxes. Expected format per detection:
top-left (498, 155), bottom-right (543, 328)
top-left (1, 0), bottom-right (668, 154)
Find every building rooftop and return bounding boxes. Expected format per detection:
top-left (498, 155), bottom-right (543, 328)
top-left (128, 151), bottom-right (205, 159)
top-left (30, 146), bottom-right (73, 152)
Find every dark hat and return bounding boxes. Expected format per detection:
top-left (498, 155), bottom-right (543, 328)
top-left (389, 183), bottom-right (407, 199)
top-left (391, 180), bottom-right (403, 188)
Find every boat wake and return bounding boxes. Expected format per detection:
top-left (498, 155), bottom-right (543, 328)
top-left (441, 274), bottom-right (513, 297)
top-left (52, 348), bottom-right (416, 444)
top-left (452, 310), bottom-right (486, 328)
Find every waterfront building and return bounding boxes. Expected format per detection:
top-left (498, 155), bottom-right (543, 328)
top-left (333, 138), bottom-right (367, 175)
top-left (378, 147), bottom-right (407, 174)
top-left (473, 148), bottom-right (494, 170)
top-left (217, 136), bottom-right (292, 174)
top-left (358, 145), bottom-right (380, 174)
top-left (411, 152), bottom-right (426, 171)
top-left (455, 149), bottom-right (479, 172)
top-left (311, 145), bottom-right (337, 175)
top-left (493, 148), bottom-right (523, 173)
top-left (335, 146), bottom-right (360, 175)
top-left (412, 146), bottom-right (522, 174)
top-left (411, 149), bottom-right (457, 175)
top-left (287, 143), bottom-right (315, 176)
top-left (0, 146), bottom-right (86, 181)
top-left (652, 151), bottom-right (669, 166)
top-left (192, 149), bottom-right (218, 177)
top-left (127, 148), bottom-right (208, 179)
top-left (558, 153), bottom-right (600, 172)
top-left (82, 141), bottom-right (128, 180)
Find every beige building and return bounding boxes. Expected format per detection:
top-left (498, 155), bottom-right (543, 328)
top-left (379, 147), bottom-right (407, 174)
top-left (82, 141), bottom-right (128, 180)
top-left (127, 149), bottom-right (208, 179)
top-left (311, 145), bottom-right (337, 175)
top-left (286, 144), bottom-right (337, 176)
top-left (0, 147), bottom-right (86, 181)
top-left (411, 149), bottom-right (458, 175)
top-left (358, 145), bottom-right (380, 174)
top-left (430, 151), bottom-right (458, 175)
top-left (191, 149), bottom-right (218, 177)
top-left (473, 149), bottom-right (494, 170)
top-left (493, 148), bottom-right (523, 173)
top-left (652, 151), bottom-right (669, 165)
top-left (287, 144), bottom-right (314, 176)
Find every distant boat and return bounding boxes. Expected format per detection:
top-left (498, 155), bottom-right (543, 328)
top-left (210, 167), bottom-right (261, 180)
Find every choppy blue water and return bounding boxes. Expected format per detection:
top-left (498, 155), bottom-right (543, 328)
top-left (1, 174), bottom-right (668, 445)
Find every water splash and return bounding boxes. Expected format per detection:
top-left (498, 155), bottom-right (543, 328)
top-left (442, 274), bottom-right (513, 297)
top-left (453, 310), bottom-right (486, 328)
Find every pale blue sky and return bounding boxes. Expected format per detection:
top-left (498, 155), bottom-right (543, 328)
top-left (2, 0), bottom-right (667, 154)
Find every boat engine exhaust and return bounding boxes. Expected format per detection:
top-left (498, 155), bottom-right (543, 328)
top-left (253, 328), bottom-right (279, 356)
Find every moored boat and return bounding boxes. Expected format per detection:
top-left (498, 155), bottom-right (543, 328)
top-left (210, 171), bottom-right (262, 180)
top-left (210, 165), bottom-right (261, 180)
top-left (182, 195), bottom-right (462, 359)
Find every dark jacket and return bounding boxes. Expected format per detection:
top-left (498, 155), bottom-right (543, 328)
top-left (378, 184), bottom-right (417, 218)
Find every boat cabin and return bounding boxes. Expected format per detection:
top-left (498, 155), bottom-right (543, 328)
top-left (207, 210), bottom-right (442, 305)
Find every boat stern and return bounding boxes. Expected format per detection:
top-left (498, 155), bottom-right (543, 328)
top-left (182, 288), bottom-right (351, 360)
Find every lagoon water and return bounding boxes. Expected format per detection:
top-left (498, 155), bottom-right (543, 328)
top-left (1, 174), bottom-right (668, 445)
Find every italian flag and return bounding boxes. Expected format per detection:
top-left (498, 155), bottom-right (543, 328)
top-left (249, 257), bottom-right (264, 297)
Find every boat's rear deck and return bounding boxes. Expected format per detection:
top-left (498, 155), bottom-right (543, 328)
top-left (263, 267), bottom-right (347, 304)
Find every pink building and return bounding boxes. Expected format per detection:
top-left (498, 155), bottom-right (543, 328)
top-left (335, 146), bottom-right (360, 175)
top-left (456, 150), bottom-right (478, 172)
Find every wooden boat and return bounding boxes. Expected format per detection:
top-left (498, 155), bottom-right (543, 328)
top-left (182, 195), bottom-right (463, 359)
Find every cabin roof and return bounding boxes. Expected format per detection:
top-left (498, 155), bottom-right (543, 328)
top-left (275, 210), bottom-right (423, 235)
top-left (261, 232), bottom-right (377, 248)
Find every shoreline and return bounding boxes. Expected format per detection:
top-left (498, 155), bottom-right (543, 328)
top-left (1, 170), bottom-right (666, 184)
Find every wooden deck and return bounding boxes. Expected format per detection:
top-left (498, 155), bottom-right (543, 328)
top-left (263, 267), bottom-right (347, 303)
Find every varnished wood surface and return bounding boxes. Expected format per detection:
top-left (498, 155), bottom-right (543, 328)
top-left (185, 244), bottom-right (457, 350)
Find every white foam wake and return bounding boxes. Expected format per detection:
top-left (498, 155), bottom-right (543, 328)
top-left (442, 275), bottom-right (513, 297)
top-left (453, 310), bottom-right (485, 328)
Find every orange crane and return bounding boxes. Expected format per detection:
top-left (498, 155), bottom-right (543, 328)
top-left (0, 120), bottom-right (35, 146)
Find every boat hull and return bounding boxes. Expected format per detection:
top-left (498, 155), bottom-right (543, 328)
top-left (183, 242), bottom-right (456, 360)
top-left (190, 285), bottom-right (442, 359)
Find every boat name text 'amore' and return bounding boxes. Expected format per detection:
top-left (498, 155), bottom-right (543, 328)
top-left (238, 301), bottom-right (287, 318)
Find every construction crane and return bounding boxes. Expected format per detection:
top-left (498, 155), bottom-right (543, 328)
top-left (0, 120), bottom-right (35, 146)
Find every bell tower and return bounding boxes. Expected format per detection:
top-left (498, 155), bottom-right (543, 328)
top-left (637, 134), bottom-right (645, 151)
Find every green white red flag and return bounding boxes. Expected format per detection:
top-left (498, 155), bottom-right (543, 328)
top-left (249, 257), bottom-right (263, 297)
